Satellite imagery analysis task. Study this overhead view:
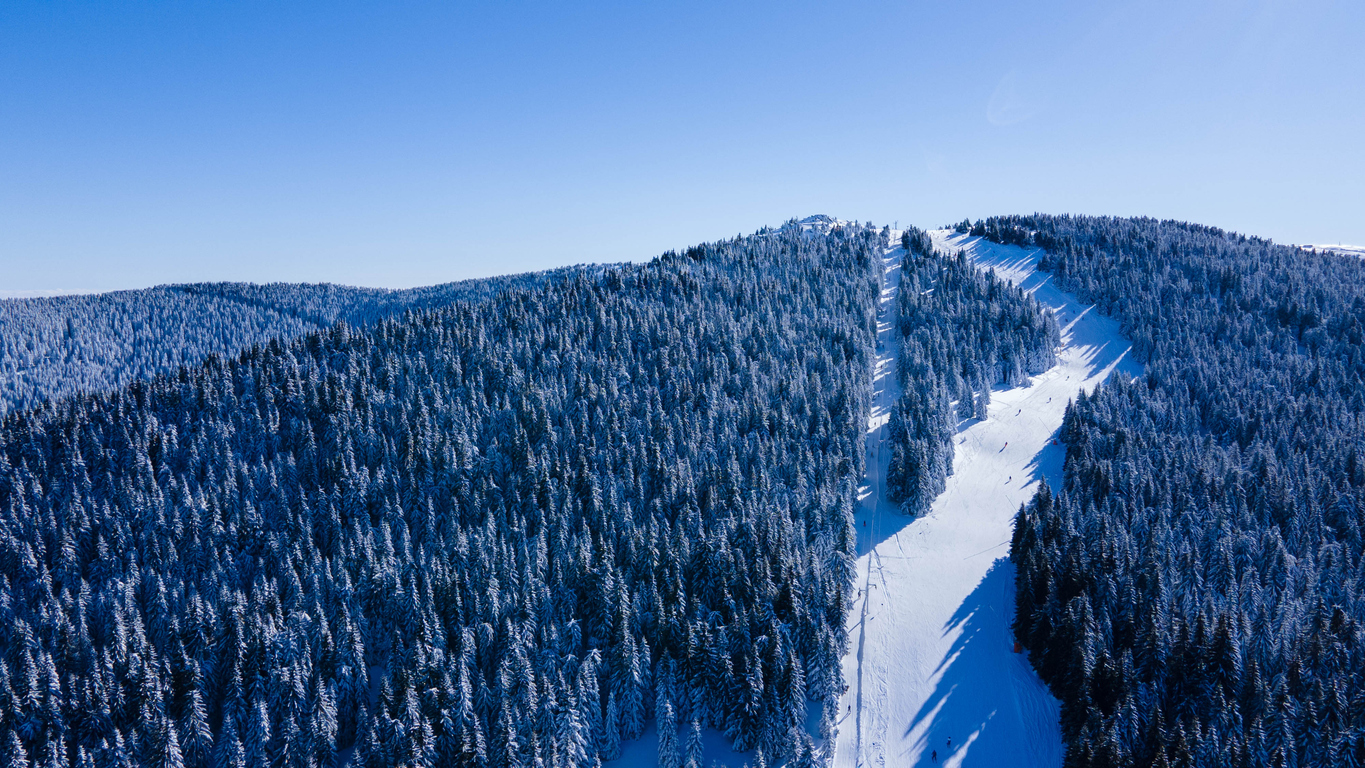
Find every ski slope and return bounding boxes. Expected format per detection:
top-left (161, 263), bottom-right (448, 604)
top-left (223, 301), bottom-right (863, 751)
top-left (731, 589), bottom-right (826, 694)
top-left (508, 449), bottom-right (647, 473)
top-left (832, 230), bottom-right (1141, 768)
top-left (1309, 243), bottom-right (1365, 259)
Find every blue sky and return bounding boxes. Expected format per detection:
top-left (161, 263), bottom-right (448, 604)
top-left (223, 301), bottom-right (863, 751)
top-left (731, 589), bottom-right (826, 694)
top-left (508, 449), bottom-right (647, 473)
top-left (2, 0), bottom-right (1361, 292)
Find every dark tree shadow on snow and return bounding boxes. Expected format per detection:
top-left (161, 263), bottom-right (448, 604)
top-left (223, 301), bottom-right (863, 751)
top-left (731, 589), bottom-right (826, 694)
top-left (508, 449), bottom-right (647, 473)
top-left (899, 558), bottom-right (1058, 766)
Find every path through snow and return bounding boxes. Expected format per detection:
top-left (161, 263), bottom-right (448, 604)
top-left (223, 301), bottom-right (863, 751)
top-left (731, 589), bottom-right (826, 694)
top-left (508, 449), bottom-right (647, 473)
top-left (831, 231), bottom-right (1141, 768)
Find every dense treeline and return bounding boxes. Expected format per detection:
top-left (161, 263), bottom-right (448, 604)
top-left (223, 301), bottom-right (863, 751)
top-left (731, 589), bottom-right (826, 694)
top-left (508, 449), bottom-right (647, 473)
top-left (0, 222), bottom-right (881, 768)
top-left (0, 272), bottom-right (562, 416)
top-left (995, 215), bottom-right (1365, 766)
top-left (886, 228), bottom-right (1058, 515)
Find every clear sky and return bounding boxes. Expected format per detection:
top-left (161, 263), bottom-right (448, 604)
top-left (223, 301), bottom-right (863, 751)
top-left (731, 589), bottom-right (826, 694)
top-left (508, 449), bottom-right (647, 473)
top-left (2, 0), bottom-right (1361, 293)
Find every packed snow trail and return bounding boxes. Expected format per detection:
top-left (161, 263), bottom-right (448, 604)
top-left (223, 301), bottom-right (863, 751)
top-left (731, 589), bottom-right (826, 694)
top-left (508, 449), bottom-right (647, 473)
top-left (832, 231), bottom-right (1141, 768)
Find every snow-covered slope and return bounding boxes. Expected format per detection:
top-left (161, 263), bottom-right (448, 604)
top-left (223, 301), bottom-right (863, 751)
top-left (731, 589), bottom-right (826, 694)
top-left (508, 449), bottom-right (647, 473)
top-left (1309, 243), bottom-right (1365, 259)
top-left (832, 231), bottom-right (1141, 768)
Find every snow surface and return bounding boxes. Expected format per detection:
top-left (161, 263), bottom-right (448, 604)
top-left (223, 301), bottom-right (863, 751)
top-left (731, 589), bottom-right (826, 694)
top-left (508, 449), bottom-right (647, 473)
top-left (831, 231), bottom-right (1141, 768)
top-left (1308, 243), bottom-right (1365, 259)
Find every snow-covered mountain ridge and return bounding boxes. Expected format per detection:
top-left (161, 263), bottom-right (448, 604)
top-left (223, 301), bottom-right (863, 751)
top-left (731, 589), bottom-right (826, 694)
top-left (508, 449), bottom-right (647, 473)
top-left (1308, 243), bottom-right (1365, 258)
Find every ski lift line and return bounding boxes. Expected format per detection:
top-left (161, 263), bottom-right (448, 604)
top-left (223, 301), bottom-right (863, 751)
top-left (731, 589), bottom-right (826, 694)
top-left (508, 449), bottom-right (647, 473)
top-left (851, 245), bottom-right (896, 765)
top-left (964, 540), bottom-right (1010, 560)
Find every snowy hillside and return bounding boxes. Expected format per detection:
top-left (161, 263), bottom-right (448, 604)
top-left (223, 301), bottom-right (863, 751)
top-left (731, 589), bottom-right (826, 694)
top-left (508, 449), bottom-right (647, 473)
top-left (832, 231), bottom-right (1141, 767)
top-left (0, 225), bottom-right (885, 768)
top-left (1309, 243), bottom-right (1365, 258)
top-left (0, 270), bottom-right (569, 414)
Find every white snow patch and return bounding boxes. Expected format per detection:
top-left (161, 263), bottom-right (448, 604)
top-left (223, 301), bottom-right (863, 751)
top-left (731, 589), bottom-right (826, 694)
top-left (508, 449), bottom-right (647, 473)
top-left (1307, 244), bottom-right (1365, 259)
top-left (832, 231), bottom-right (1142, 768)
top-left (783, 215), bottom-right (861, 237)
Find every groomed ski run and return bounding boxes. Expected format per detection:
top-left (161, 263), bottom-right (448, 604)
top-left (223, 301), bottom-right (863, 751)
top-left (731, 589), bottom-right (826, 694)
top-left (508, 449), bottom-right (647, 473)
top-left (831, 229), bottom-right (1142, 768)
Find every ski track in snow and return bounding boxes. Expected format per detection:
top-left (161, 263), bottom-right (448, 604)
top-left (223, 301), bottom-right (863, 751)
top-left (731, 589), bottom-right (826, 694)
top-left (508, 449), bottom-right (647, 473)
top-left (832, 231), bottom-right (1142, 768)
top-left (612, 228), bottom-right (1140, 768)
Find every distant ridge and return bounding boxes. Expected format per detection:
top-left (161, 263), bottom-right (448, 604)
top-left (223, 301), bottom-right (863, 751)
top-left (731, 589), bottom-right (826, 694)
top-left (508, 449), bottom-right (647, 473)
top-left (1308, 243), bottom-right (1365, 258)
top-left (0, 268), bottom-right (577, 414)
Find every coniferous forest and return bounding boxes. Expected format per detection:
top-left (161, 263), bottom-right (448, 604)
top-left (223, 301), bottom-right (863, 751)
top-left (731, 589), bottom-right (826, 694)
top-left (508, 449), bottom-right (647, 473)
top-left (0, 272), bottom-right (565, 417)
top-left (886, 228), bottom-right (1059, 515)
top-left (0, 223), bottom-right (883, 768)
top-left (6, 212), bottom-right (1365, 768)
top-left (998, 215), bottom-right (1365, 766)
